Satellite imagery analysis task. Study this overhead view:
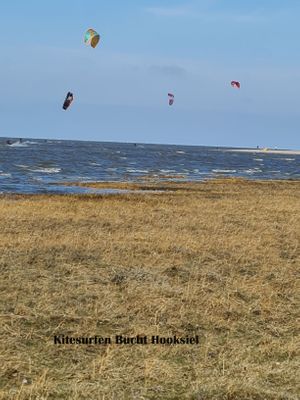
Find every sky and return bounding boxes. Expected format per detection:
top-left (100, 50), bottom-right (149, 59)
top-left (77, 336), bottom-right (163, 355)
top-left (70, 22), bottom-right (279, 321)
top-left (1, 0), bottom-right (300, 148)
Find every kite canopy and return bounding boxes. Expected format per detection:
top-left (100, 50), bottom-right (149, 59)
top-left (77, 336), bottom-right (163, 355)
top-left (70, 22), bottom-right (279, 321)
top-left (168, 93), bottom-right (174, 106)
top-left (231, 81), bottom-right (241, 89)
top-left (84, 28), bottom-right (100, 48)
top-left (62, 92), bottom-right (74, 110)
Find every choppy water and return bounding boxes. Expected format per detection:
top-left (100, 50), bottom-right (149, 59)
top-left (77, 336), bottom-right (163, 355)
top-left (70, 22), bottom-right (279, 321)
top-left (0, 138), bottom-right (299, 194)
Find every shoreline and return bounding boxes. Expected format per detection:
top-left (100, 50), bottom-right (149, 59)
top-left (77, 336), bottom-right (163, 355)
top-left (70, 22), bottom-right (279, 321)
top-left (224, 148), bottom-right (300, 155)
top-left (0, 178), bottom-right (299, 197)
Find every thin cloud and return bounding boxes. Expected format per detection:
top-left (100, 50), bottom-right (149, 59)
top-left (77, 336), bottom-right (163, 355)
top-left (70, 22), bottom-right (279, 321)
top-left (146, 6), bottom-right (191, 17)
top-left (145, 6), bottom-right (266, 23)
top-left (149, 65), bottom-right (187, 77)
top-left (203, 12), bottom-right (267, 23)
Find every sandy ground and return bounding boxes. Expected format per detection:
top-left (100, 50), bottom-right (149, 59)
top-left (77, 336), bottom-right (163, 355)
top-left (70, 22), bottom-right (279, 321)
top-left (224, 148), bottom-right (300, 155)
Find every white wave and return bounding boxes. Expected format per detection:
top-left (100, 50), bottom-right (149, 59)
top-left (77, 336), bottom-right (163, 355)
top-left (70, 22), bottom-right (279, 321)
top-left (15, 164), bottom-right (29, 168)
top-left (254, 158), bottom-right (263, 161)
top-left (29, 167), bottom-right (61, 174)
top-left (127, 169), bottom-right (149, 173)
top-left (212, 169), bottom-right (236, 173)
top-left (176, 150), bottom-right (185, 154)
top-left (0, 172), bottom-right (11, 177)
top-left (160, 169), bottom-right (176, 173)
top-left (279, 158), bottom-right (295, 161)
top-left (243, 169), bottom-right (262, 174)
top-left (8, 142), bottom-right (28, 147)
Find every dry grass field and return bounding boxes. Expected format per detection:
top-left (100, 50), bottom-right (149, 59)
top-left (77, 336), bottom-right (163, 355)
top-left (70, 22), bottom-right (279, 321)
top-left (0, 179), bottom-right (299, 400)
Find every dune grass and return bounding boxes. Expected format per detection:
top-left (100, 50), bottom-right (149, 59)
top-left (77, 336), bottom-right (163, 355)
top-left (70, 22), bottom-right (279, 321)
top-left (0, 179), bottom-right (299, 399)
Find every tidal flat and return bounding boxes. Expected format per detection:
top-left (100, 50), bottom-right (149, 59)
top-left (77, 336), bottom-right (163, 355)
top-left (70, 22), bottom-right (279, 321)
top-left (0, 179), bottom-right (299, 399)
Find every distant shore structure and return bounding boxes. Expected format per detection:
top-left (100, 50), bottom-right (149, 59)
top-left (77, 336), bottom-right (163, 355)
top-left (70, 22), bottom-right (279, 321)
top-left (225, 148), bottom-right (300, 155)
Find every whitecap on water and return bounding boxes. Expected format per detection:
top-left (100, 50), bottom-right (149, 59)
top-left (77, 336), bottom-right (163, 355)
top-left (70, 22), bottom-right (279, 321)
top-left (126, 169), bottom-right (149, 173)
top-left (29, 168), bottom-right (61, 173)
top-left (8, 142), bottom-right (28, 147)
top-left (243, 169), bottom-right (262, 174)
top-left (15, 164), bottom-right (29, 169)
top-left (212, 169), bottom-right (237, 173)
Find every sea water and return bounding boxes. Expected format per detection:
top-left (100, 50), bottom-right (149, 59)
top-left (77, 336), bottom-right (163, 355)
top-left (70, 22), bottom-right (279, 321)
top-left (0, 139), bottom-right (299, 194)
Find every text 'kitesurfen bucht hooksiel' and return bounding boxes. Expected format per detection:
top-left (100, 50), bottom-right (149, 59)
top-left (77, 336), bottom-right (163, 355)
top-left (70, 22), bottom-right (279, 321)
top-left (53, 335), bottom-right (200, 345)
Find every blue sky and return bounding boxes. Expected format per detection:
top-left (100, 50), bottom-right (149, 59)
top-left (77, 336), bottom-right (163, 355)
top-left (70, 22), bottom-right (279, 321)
top-left (1, 0), bottom-right (300, 148)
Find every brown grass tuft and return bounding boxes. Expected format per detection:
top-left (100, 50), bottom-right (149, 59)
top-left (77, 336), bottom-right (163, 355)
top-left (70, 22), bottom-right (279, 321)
top-left (0, 180), bottom-right (299, 399)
